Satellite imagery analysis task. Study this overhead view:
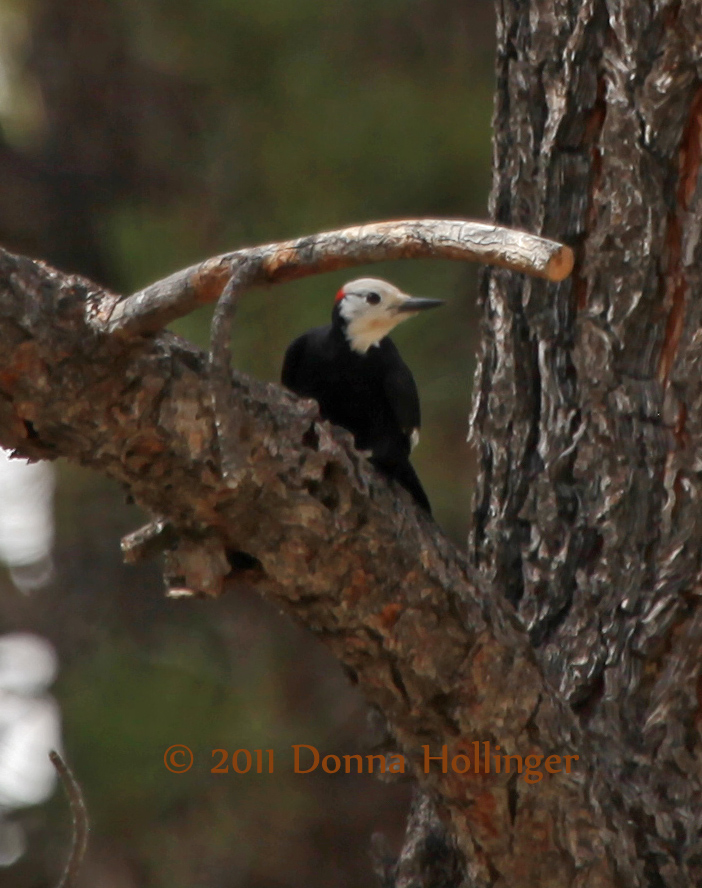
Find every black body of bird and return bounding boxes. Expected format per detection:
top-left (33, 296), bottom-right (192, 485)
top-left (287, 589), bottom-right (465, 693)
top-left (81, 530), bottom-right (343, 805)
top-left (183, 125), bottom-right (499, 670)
top-left (281, 278), bottom-right (442, 513)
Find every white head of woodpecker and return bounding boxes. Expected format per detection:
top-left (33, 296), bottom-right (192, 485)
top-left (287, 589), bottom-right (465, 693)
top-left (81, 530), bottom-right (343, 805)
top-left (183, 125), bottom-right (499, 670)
top-left (332, 277), bottom-right (444, 354)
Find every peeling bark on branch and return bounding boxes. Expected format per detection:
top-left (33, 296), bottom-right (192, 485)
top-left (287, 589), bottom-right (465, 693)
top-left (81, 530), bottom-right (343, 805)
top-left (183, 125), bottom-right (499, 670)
top-left (0, 246), bottom-right (617, 888)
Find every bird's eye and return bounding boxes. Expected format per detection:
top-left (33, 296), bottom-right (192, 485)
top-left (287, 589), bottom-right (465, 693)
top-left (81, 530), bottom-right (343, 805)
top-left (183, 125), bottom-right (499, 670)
top-left (365, 292), bottom-right (381, 305)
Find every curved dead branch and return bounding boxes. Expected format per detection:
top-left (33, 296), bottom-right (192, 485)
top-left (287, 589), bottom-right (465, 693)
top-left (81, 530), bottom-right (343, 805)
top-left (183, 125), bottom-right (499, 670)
top-left (209, 261), bottom-right (260, 482)
top-left (49, 750), bottom-right (89, 888)
top-left (99, 219), bottom-right (574, 337)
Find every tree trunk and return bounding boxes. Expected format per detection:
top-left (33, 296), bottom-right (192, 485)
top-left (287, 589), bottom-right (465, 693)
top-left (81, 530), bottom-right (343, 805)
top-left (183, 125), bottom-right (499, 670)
top-left (461, 0), bottom-right (702, 885)
top-left (384, 1), bottom-right (702, 885)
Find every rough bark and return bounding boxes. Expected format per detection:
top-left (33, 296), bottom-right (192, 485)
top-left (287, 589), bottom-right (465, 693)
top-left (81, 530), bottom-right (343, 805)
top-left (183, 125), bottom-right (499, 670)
top-left (470, 0), bottom-right (702, 886)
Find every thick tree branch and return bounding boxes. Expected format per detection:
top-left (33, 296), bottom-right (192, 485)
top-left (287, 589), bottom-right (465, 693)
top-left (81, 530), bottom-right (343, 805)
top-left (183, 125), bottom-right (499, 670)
top-left (99, 219), bottom-right (574, 338)
top-left (0, 245), bottom-right (622, 887)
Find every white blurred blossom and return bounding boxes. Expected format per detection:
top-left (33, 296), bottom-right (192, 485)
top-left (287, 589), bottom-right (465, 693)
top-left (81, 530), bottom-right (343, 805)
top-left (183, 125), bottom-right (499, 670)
top-left (0, 633), bottom-right (62, 867)
top-left (0, 449), bottom-right (55, 592)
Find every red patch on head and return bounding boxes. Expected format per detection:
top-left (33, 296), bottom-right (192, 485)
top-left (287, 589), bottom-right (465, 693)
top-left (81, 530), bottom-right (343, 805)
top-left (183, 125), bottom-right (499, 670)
top-left (335, 287), bottom-right (345, 303)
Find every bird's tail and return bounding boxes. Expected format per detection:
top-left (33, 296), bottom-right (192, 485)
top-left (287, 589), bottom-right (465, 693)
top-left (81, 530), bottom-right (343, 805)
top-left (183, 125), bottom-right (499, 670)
top-left (372, 458), bottom-right (432, 515)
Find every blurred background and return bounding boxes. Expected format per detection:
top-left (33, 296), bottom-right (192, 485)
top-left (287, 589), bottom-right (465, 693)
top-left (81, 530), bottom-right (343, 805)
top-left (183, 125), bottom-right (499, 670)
top-left (0, 0), bottom-right (494, 885)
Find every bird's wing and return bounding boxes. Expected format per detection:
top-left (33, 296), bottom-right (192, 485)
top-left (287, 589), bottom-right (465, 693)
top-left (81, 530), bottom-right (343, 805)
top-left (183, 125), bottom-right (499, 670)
top-left (383, 353), bottom-right (421, 443)
top-left (281, 334), bottom-right (307, 391)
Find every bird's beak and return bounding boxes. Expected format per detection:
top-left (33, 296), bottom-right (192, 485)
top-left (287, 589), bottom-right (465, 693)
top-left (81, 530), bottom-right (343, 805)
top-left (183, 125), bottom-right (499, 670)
top-left (395, 297), bottom-right (444, 314)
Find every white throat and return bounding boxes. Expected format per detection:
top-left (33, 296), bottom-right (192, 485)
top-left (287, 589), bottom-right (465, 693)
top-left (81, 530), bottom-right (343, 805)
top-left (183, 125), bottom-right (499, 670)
top-left (344, 314), bottom-right (397, 353)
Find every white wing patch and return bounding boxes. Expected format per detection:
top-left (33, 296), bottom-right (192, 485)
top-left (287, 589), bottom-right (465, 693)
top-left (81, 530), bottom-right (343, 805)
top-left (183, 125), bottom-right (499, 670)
top-left (410, 429), bottom-right (420, 450)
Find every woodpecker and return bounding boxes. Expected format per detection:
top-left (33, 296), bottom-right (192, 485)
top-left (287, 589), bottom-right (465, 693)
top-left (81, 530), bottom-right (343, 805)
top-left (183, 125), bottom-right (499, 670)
top-left (281, 277), bottom-right (442, 513)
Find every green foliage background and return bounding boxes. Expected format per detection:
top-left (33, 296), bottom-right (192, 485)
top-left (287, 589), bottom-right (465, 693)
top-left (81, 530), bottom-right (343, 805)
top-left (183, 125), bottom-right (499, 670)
top-left (0, 1), bottom-right (495, 885)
